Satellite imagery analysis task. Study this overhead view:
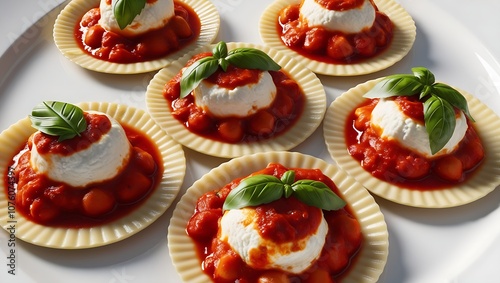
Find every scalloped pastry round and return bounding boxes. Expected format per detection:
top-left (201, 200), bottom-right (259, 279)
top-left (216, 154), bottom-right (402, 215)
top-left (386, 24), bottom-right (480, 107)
top-left (259, 0), bottom-right (416, 76)
top-left (145, 42), bottom-right (327, 158)
top-left (323, 79), bottom-right (500, 208)
top-left (0, 102), bottom-right (186, 248)
top-left (53, 0), bottom-right (220, 74)
top-left (168, 151), bottom-right (389, 282)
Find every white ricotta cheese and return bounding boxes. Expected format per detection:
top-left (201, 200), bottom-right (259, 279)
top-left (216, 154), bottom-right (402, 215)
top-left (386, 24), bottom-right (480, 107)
top-left (193, 71), bottom-right (277, 118)
top-left (99, 0), bottom-right (175, 37)
top-left (299, 0), bottom-right (376, 33)
top-left (29, 112), bottom-right (132, 187)
top-left (370, 98), bottom-right (468, 158)
top-left (219, 207), bottom-right (328, 274)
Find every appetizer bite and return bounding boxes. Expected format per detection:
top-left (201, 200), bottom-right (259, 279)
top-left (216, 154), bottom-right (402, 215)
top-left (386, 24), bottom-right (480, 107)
top-left (146, 42), bottom-right (326, 158)
top-left (278, 0), bottom-right (393, 64)
top-left (168, 151), bottom-right (388, 283)
top-left (260, 0), bottom-right (416, 76)
top-left (53, 0), bottom-right (219, 74)
top-left (324, 67), bottom-right (500, 207)
top-left (0, 102), bottom-right (186, 248)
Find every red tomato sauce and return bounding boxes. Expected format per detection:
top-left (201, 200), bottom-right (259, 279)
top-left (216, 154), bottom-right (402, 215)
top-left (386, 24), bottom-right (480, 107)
top-left (394, 95), bottom-right (424, 123)
top-left (206, 64), bottom-right (262, 89)
top-left (186, 163), bottom-right (363, 283)
top-left (75, 1), bottom-right (201, 64)
top-left (5, 124), bottom-right (162, 228)
top-left (346, 97), bottom-right (485, 189)
top-left (163, 53), bottom-right (306, 143)
top-left (33, 112), bottom-right (111, 155)
top-left (316, 0), bottom-right (364, 11)
top-left (256, 197), bottom-right (323, 243)
top-left (277, 4), bottom-right (393, 64)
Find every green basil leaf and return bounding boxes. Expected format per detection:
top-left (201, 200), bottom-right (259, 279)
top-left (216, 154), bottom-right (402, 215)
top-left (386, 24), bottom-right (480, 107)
top-left (291, 180), bottom-right (346, 211)
top-left (180, 56), bottom-right (218, 98)
top-left (30, 101), bottom-right (87, 142)
top-left (219, 58), bottom-right (229, 72)
top-left (226, 48), bottom-right (281, 71)
top-left (424, 95), bottom-right (456, 155)
top-left (432, 83), bottom-right (474, 121)
top-left (412, 66), bottom-right (435, 86)
top-left (362, 67), bottom-right (475, 156)
top-left (179, 42), bottom-right (282, 98)
top-left (223, 175), bottom-right (284, 211)
top-left (280, 170), bottom-right (295, 185)
top-left (420, 85), bottom-right (433, 99)
top-left (284, 184), bottom-right (293, 198)
top-left (364, 75), bottom-right (424, 98)
top-left (212, 41), bottom-right (228, 59)
top-left (113, 0), bottom-right (147, 30)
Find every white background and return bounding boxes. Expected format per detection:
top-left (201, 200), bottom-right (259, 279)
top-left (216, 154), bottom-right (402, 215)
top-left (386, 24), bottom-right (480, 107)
top-left (1, 1), bottom-right (500, 282)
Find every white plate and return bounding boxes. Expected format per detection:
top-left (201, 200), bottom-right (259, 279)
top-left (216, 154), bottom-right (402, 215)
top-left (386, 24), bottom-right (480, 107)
top-left (1, 0), bottom-right (500, 282)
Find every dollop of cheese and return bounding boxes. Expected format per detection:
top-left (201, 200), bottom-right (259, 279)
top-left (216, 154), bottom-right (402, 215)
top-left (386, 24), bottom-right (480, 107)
top-left (99, 0), bottom-right (175, 37)
top-left (193, 71), bottom-right (277, 118)
top-left (219, 207), bottom-right (328, 274)
top-left (29, 112), bottom-right (132, 187)
top-left (299, 0), bottom-right (376, 33)
top-left (370, 98), bottom-right (468, 158)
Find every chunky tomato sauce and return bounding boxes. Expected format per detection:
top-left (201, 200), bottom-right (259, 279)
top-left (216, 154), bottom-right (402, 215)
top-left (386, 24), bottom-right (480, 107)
top-left (346, 97), bottom-right (485, 189)
top-left (6, 123), bottom-right (162, 228)
top-left (75, 1), bottom-right (200, 63)
top-left (163, 53), bottom-right (305, 143)
top-left (277, 3), bottom-right (393, 64)
top-left (186, 163), bottom-right (363, 283)
top-left (394, 95), bottom-right (424, 122)
top-left (256, 197), bottom-right (323, 243)
top-left (33, 112), bottom-right (111, 155)
top-left (206, 64), bottom-right (262, 89)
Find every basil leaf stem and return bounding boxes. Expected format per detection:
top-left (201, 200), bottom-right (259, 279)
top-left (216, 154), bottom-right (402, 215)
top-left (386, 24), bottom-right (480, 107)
top-left (179, 41), bottom-right (281, 98)
top-left (223, 170), bottom-right (346, 211)
top-left (363, 67), bottom-right (474, 154)
top-left (113, 0), bottom-right (147, 30)
top-left (30, 101), bottom-right (87, 142)
top-left (284, 184), bottom-right (294, 198)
